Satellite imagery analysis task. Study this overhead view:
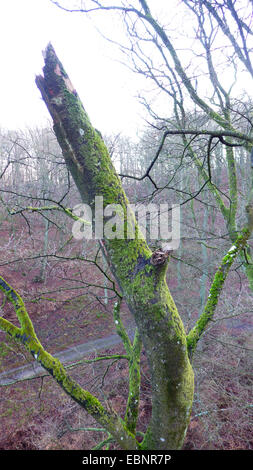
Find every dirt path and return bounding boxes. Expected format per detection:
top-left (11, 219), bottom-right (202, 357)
top-left (0, 327), bottom-right (136, 386)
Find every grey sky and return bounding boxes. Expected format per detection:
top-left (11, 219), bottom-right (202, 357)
top-left (0, 0), bottom-right (147, 136)
top-left (1, 1), bottom-right (251, 138)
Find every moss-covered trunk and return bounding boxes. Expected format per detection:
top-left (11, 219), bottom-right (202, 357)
top-left (35, 43), bottom-right (194, 450)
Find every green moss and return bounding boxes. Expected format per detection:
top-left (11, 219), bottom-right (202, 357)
top-left (0, 341), bottom-right (9, 359)
top-left (36, 44), bottom-right (196, 449)
top-left (187, 226), bottom-right (252, 357)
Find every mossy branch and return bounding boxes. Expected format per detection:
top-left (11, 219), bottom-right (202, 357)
top-left (0, 275), bottom-right (140, 450)
top-left (0, 276), bottom-right (39, 340)
top-left (10, 204), bottom-right (91, 227)
top-left (113, 301), bottom-right (142, 433)
top-left (113, 300), bottom-right (133, 356)
top-left (124, 328), bottom-right (142, 434)
top-left (187, 204), bottom-right (253, 358)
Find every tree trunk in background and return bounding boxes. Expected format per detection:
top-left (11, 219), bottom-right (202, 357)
top-left (199, 204), bottom-right (209, 318)
top-left (38, 217), bottom-right (49, 283)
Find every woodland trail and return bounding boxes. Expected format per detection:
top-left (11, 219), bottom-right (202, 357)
top-left (0, 327), bottom-right (136, 386)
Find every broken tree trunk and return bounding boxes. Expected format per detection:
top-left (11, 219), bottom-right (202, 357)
top-left (35, 43), bottom-right (194, 450)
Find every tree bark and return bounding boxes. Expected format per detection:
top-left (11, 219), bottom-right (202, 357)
top-left (35, 43), bottom-right (194, 450)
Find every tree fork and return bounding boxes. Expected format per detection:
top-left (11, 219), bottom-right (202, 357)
top-left (35, 43), bottom-right (194, 450)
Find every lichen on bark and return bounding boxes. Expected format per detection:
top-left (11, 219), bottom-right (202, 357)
top-left (35, 43), bottom-right (194, 450)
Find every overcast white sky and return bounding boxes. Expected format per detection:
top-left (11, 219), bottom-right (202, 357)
top-left (1, 1), bottom-right (251, 140)
top-left (0, 0), bottom-right (151, 137)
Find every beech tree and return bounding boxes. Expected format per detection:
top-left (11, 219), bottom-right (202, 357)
top-left (0, 43), bottom-right (253, 450)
